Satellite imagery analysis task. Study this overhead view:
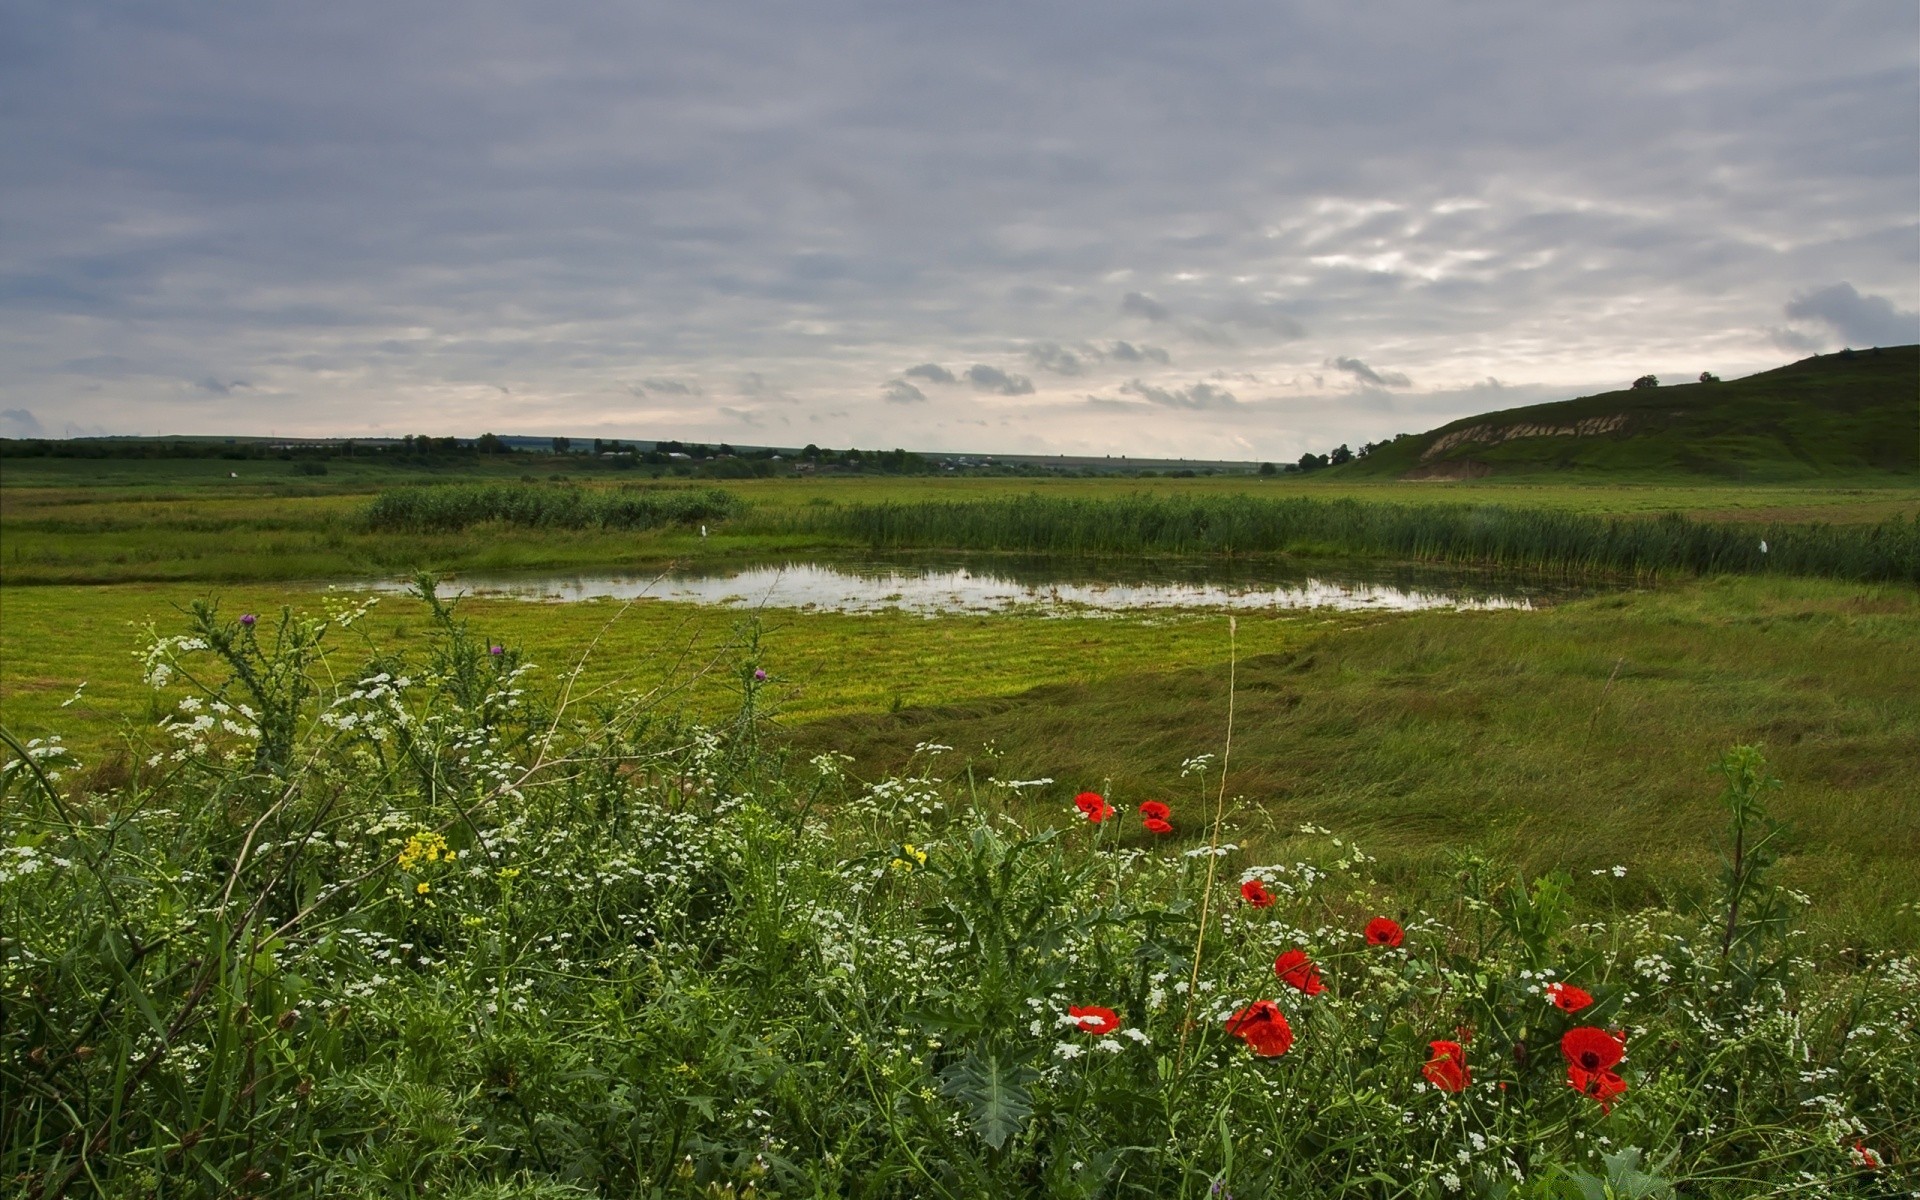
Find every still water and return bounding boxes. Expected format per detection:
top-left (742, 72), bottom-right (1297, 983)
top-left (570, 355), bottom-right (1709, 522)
top-left (354, 555), bottom-right (1585, 616)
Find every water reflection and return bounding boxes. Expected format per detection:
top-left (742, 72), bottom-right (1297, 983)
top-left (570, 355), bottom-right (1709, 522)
top-left (354, 555), bottom-right (1579, 616)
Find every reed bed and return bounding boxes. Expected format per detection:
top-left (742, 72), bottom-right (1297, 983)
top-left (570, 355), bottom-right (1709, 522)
top-left (767, 493), bottom-right (1920, 582)
top-left (363, 483), bottom-right (743, 533)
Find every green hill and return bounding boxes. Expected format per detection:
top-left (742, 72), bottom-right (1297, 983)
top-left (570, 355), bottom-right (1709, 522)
top-left (1341, 345), bottom-right (1917, 482)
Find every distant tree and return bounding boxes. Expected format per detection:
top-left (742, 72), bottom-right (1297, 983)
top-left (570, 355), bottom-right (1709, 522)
top-left (474, 432), bottom-right (509, 454)
top-left (1631, 375), bottom-right (1659, 389)
top-left (1297, 451), bottom-right (1329, 472)
top-left (552, 436), bottom-right (571, 452)
top-left (1330, 444), bottom-right (1353, 466)
top-left (1697, 372), bottom-right (1719, 384)
top-left (1258, 461), bottom-right (1277, 476)
top-left (802, 443), bottom-right (821, 460)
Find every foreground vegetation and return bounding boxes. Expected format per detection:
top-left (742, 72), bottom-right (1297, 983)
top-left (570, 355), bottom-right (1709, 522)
top-left (2, 590), bottom-right (1911, 1197)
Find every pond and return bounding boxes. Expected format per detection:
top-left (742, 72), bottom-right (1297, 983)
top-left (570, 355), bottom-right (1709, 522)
top-left (351, 554), bottom-right (1592, 616)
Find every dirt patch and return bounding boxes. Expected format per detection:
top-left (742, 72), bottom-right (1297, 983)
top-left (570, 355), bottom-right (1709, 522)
top-left (1400, 460), bottom-right (1493, 481)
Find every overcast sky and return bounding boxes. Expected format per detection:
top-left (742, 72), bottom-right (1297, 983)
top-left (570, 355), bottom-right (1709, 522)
top-left (3, 2), bottom-right (1915, 458)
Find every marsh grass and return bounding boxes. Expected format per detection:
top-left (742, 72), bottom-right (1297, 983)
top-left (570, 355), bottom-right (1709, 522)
top-left (1, 590), bottom-right (1912, 1197)
top-left (5, 471), bottom-right (1916, 585)
top-left (770, 494), bottom-right (1920, 583)
top-left (362, 485), bottom-right (745, 533)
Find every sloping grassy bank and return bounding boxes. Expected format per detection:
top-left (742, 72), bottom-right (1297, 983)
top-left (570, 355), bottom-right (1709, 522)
top-left (765, 493), bottom-right (1920, 582)
top-left (2, 592), bottom-right (1912, 1195)
top-left (785, 575), bottom-right (1920, 943)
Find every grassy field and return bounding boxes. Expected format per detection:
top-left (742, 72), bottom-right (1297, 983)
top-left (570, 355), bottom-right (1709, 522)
top-left (4, 467), bottom-right (1918, 585)
top-left (5, 454), bottom-right (1919, 1192)
top-left (3, 582), bottom-right (1913, 1196)
top-left (6, 572), bottom-right (1916, 945)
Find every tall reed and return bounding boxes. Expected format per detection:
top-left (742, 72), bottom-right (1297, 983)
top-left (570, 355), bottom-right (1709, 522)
top-left (363, 483), bottom-right (743, 533)
top-left (764, 493), bottom-right (1920, 582)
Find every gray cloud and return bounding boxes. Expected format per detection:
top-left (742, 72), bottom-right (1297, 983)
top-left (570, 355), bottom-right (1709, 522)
top-left (1118, 379), bottom-right (1238, 410)
top-left (1109, 340), bottom-right (1170, 365)
top-left (903, 363), bottom-right (958, 384)
top-left (1027, 342), bottom-right (1088, 375)
top-left (1783, 283), bottom-right (1919, 347)
top-left (1, 408), bottom-right (44, 437)
top-left (636, 376), bottom-right (700, 395)
top-left (194, 378), bottom-right (252, 395)
top-left (0, 3), bottom-right (1911, 456)
top-left (966, 364), bottom-right (1035, 395)
top-left (1120, 292), bottom-right (1172, 323)
top-left (882, 378), bottom-right (926, 403)
top-left (1328, 356), bottom-right (1411, 388)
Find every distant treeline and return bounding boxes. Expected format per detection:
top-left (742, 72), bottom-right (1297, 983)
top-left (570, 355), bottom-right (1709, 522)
top-left (0, 435), bottom-right (951, 476)
top-left (363, 485), bottom-right (744, 532)
top-left (771, 494), bottom-right (1920, 583)
top-left (0, 434), bottom-right (521, 463)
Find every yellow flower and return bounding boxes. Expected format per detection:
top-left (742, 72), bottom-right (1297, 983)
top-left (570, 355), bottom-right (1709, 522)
top-left (889, 843), bottom-right (929, 873)
top-left (397, 830), bottom-right (449, 872)
top-left (415, 882), bottom-right (431, 895)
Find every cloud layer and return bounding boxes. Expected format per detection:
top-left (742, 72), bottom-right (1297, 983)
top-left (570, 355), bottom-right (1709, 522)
top-left (0, 2), bottom-right (1914, 456)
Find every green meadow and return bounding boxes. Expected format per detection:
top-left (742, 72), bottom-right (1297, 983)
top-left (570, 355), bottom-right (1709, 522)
top-left (3, 454), bottom-right (1918, 1194)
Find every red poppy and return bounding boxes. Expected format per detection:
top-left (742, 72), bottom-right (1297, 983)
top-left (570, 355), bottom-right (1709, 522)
top-left (1422, 1040), bottom-right (1470, 1093)
top-left (1223, 1000), bottom-right (1294, 1057)
top-left (1560, 1026), bottom-right (1624, 1073)
top-left (1546, 981), bottom-right (1593, 1013)
top-left (1561, 1026), bottom-right (1628, 1113)
top-left (1567, 1065), bottom-right (1628, 1113)
top-left (1240, 879), bottom-right (1275, 908)
top-left (1364, 917), bottom-right (1404, 947)
top-left (1074, 791), bottom-right (1113, 823)
top-left (1143, 817), bottom-right (1174, 835)
top-left (1068, 1005), bottom-right (1120, 1035)
top-left (1138, 800), bottom-right (1171, 822)
top-left (1273, 948), bottom-right (1326, 996)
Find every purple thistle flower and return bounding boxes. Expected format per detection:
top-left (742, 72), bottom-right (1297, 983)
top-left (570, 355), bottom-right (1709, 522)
top-left (753, 668), bottom-right (767, 681)
top-left (489, 645), bottom-right (504, 656)
top-left (240, 613), bottom-right (257, 627)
